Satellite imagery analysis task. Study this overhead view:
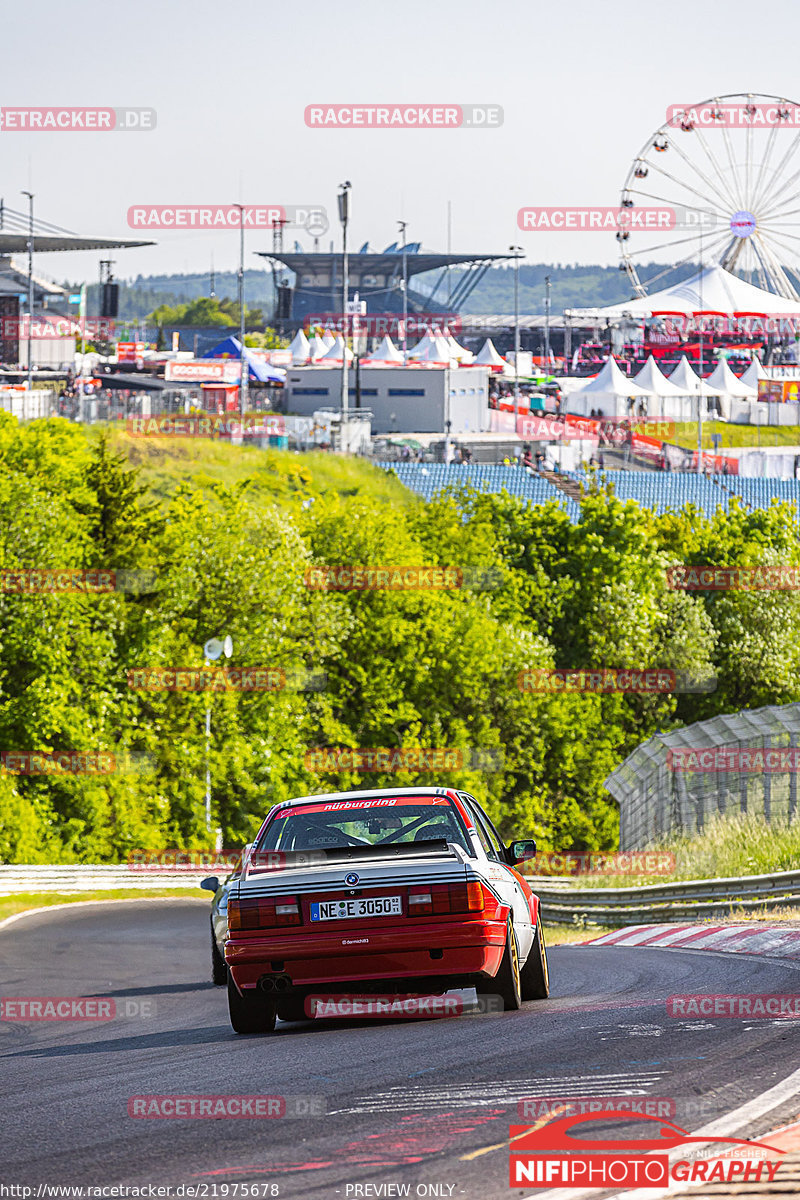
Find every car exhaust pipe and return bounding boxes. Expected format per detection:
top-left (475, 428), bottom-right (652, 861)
top-left (260, 974), bottom-right (291, 993)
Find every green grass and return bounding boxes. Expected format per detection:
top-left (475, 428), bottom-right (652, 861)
top-left (0, 889), bottom-right (208, 924)
top-left (669, 420), bottom-right (800, 451)
top-left (99, 426), bottom-right (413, 512)
top-left (549, 813), bottom-right (800, 889)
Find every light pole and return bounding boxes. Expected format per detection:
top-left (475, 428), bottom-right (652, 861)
top-left (544, 274), bottom-right (551, 368)
top-left (509, 246), bottom-right (523, 424)
top-left (338, 181), bottom-right (351, 416)
top-left (21, 191), bottom-right (33, 392)
top-left (697, 228), bottom-right (703, 475)
top-left (202, 635), bottom-right (233, 834)
top-left (399, 220), bottom-right (409, 365)
top-left (235, 204), bottom-right (247, 418)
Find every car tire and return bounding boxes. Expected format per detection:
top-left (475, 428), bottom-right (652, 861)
top-left (227, 971), bottom-right (277, 1035)
top-left (277, 996), bottom-right (308, 1023)
top-left (520, 919), bottom-right (550, 1000)
top-left (492, 916), bottom-right (522, 1011)
top-left (211, 925), bottom-right (227, 986)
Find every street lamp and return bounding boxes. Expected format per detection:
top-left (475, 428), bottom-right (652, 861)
top-left (338, 181), bottom-right (352, 416)
top-left (202, 634), bottom-right (233, 834)
top-left (544, 274), bottom-right (551, 368)
top-left (399, 220), bottom-right (409, 365)
top-left (509, 246), bottom-right (523, 424)
top-left (21, 191), bottom-right (33, 393)
top-left (234, 204), bottom-right (247, 418)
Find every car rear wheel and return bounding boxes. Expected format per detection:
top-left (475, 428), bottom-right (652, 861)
top-left (227, 972), bottom-right (277, 1034)
top-left (520, 919), bottom-right (550, 1000)
top-left (488, 916), bottom-right (521, 1011)
top-left (211, 926), bottom-right (227, 986)
top-left (277, 996), bottom-right (308, 1023)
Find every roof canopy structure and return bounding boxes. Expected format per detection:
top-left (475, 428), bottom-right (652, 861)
top-left (0, 234), bottom-right (155, 254)
top-left (566, 263), bottom-right (800, 320)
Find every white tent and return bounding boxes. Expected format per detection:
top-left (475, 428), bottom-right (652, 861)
top-left (668, 355), bottom-right (724, 398)
top-left (321, 328), bottom-right (336, 349)
top-left (567, 263), bottom-right (800, 320)
top-left (287, 328), bottom-right (310, 365)
top-left (413, 335), bottom-right (451, 365)
top-left (707, 358), bottom-right (757, 398)
top-left (407, 331), bottom-right (440, 361)
top-left (473, 338), bottom-right (507, 368)
top-left (569, 356), bottom-right (653, 419)
top-left (739, 357), bottom-right (769, 390)
top-left (446, 333), bottom-right (474, 363)
top-left (361, 335), bottom-right (404, 365)
top-left (633, 355), bottom-right (686, 396)
top-left (319, 335), bottom-right (354, 364)
top-left (307, 334), bottom-right (329, 362)
top-left (574, 356), bottom-right (652, 398)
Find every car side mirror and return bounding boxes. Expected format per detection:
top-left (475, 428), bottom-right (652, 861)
top-left (508, 839), bottom-right (537, 865)
top-left (200, 876), bottom-right (220, 892)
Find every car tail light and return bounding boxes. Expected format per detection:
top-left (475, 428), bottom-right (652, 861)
top-left (408, 881), bottom-right (485, 916)
top-left (229, 895), bottom-right (301, 930)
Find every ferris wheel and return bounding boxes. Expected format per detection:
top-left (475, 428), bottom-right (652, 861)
top-left (619, 92), bottom-right (800, 301)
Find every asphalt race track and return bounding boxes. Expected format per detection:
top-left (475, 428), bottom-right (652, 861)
top-left (3, 900), bottom-right (800, 1199)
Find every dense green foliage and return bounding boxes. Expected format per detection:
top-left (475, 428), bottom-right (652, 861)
top-left (2, 419), bottom-right (800, 863)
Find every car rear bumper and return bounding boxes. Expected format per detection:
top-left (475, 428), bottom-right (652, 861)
top-left (226, 916), bottom-right (507, 991)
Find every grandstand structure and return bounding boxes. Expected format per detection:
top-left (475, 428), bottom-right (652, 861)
top-left (380, 462), bottom-right (800, 522)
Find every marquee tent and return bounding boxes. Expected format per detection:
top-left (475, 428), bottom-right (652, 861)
top-left (668, 355), bottom-right (724, 398)
top-left (308, 334), bottom-right (329, 361)
top-left (446, 333), bottom-right (474, 363)
top-left (633, 355), bottom-right (686, 396)
top-left (287, 329), bottom-right (310, 365)
top-left (566, 263), bottom-right (800, 320)
top-left (739, 357), bottom-right (770, 389)
top-left (202, 336), bottom-right (286, 384)
top-left (472, 339), bottom-right (507, 369)
top-left (362, 335), bottom-right (404, 365)
top-left (319, 335), bottom-right (354, 364)
top-left (707, 358), bottom-right (757, 398)
top-left (569, 356), bottom-right (653, 418)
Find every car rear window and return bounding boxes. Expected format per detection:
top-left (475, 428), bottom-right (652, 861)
top-left (257, 796), bottom-right (472, 855)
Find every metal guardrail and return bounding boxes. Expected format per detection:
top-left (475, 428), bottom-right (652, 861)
top-left (0, 865), bottom-right (211, 894)
top-left (3, 864), bottom-right (800, 923)
top-left (524, 869), bottom-right (800, 925)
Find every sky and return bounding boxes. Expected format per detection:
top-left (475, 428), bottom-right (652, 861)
top-left (2, 0), bottom-right (799, 289)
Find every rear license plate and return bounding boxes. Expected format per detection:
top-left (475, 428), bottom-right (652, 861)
top-left (310, 896), bottom-right (402, 921)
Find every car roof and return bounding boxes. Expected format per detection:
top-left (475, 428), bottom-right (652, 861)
top-left (271, 786), bottom-right (460, 812)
